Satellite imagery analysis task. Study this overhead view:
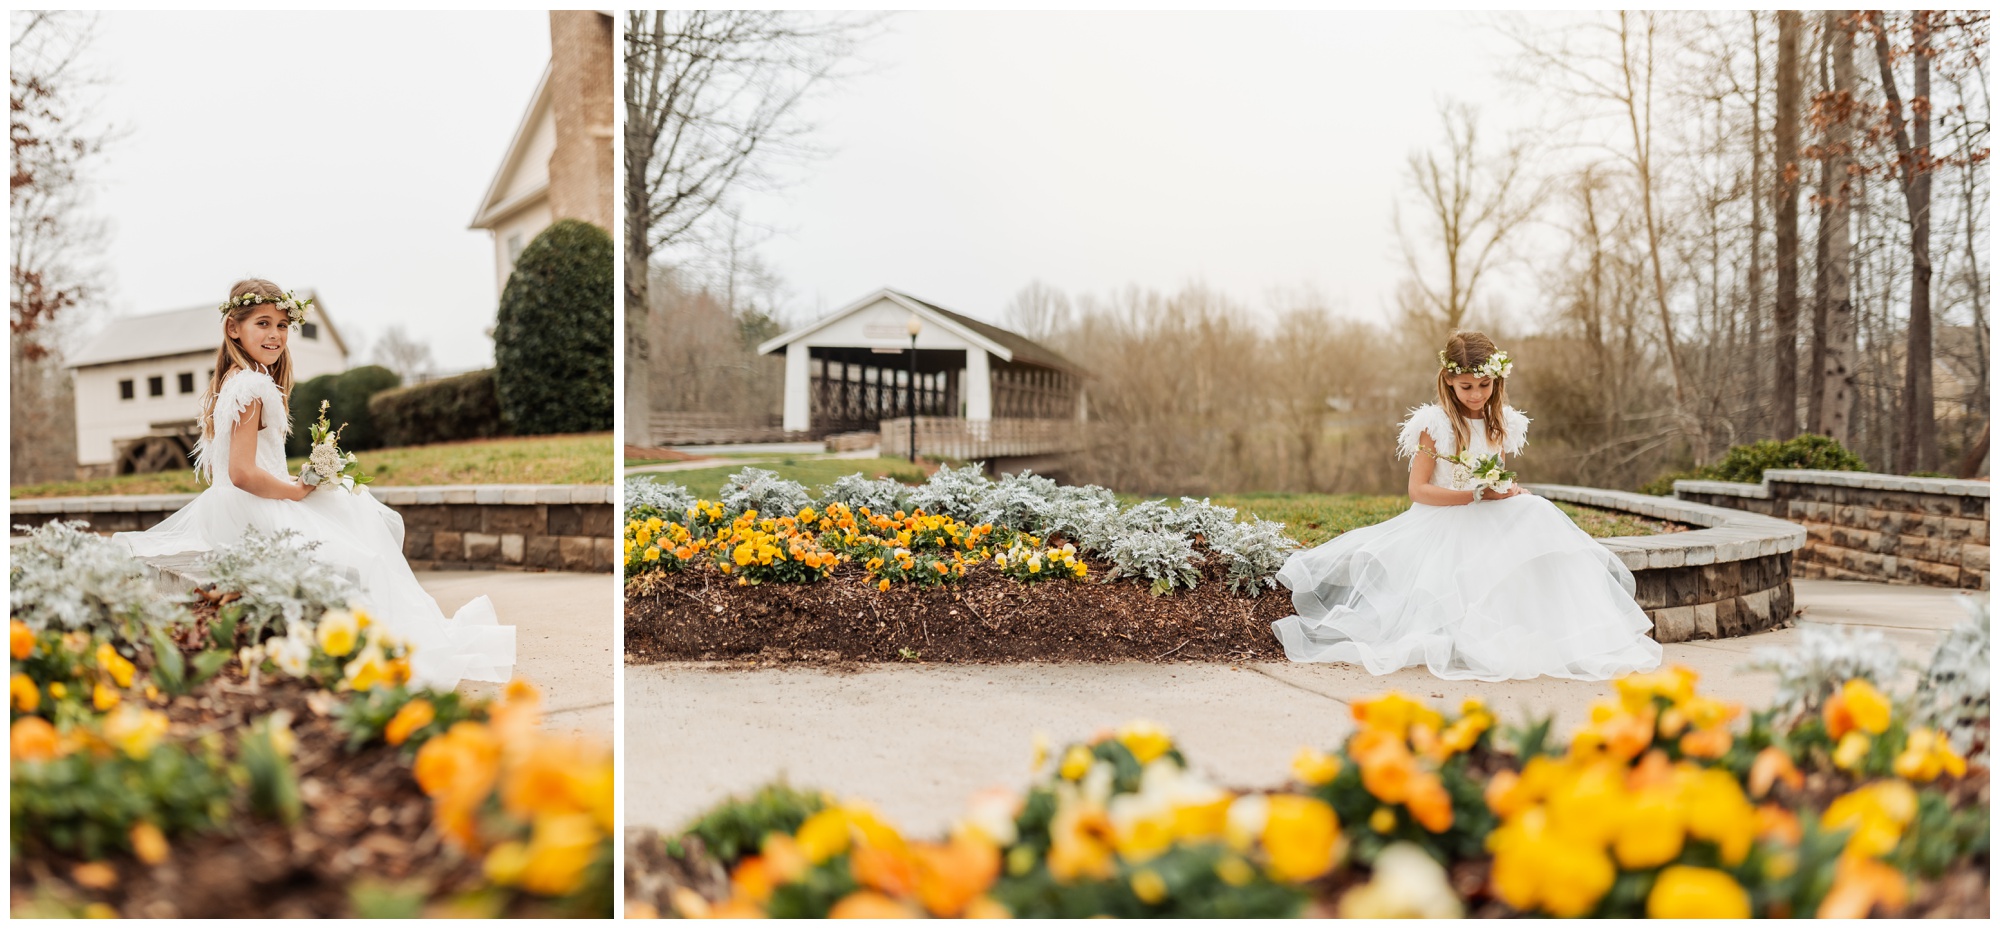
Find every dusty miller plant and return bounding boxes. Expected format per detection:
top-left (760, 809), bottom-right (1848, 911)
top-left (200, 527), bottom-right (361, 643)
top-left (1913, 595), bottom-right (1990, 758)
top-left (907, 463), bottom-right (993, 522)
top-left (10, 520), bottom-right (192, 646)
top-left (1103, 528), bottom-right (1202, 596)
top-left (1210, 518), bottom-right (1299, 597)
top-left (718, 467), bottom-right (813, 519)
top-left (973, 470), bottom-right (1062, 534)
top-left (626, 476), bottom-right (695, 521)
top-left (1743, 623), bottom-right (1908, 719)
top-left (1164, 497), bottom-right (1240, 544)
top-left (816, 473), bottom-right (913, 517)
top-left (1041, 484), bottom-right (1122, 550)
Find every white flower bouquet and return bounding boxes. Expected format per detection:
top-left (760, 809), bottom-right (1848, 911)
top-left (300, 400), bottom-right (372, 494)
top-left (1424, 448), bottom-right (1517, 494)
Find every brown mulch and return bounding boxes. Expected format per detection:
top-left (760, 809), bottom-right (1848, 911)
top-left (625, 445), bottom-right (701, 462)
top-left (623, 559), bottom-right (1293, 665)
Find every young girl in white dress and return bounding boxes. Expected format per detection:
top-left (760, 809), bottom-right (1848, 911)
top-left (1270, 331), bottom-right (1662, 682)
top-left (114, 279), bottom-right (515, 690)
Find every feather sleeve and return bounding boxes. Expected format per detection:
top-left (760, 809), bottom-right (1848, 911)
top-left (1395, 403), bottom-right (1455, 461)
top-left (1500, 406), bottom-right (1532, 456)
top-left (192, 370), bottom-right (289, 478)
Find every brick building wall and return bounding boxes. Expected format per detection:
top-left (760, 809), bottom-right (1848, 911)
top-left (548, 10), bottom-right (614, 231)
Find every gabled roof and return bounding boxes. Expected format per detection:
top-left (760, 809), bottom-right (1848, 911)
top-left (757, 288), bottom-right (1086, 376)
top-left (67, 289), bottom-right (348, 368)
top-left (469, 64), bottom-right (553, 230)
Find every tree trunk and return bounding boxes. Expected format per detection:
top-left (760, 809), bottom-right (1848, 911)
top-left (1748, 11), bottom-right (1768, 439)
top-left (1817, 11), bottom-right (1859, 447)
top-left (623, 24), bottom-right (655, 447)
top-left (1808, 163), bottom-right (1833, 433)
top-left (1617, 13), bottom-right (1692, 451)
top-left (1877, 11), bottom-right (1937, 473)
top-left (1771, 11), bottom-right (1804, 439)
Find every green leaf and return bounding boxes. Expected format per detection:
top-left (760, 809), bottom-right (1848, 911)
top-left (150, 625), bottom-right (188, 694)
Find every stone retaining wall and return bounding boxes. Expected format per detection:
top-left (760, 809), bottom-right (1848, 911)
top-left (1674, 470), bottom-right (1988, 591)
top-left (10, 484), bottom-right (615, 573)
top-left (1528, 484), bottom-right (1807, 644)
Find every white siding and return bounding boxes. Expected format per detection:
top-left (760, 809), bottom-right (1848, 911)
top-left (72, 331), bottom-right (347, 468)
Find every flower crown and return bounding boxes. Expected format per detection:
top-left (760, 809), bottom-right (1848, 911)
top-left (1439, 348), bottom-right (1513, 380)
top-left (217, 290), bottom-right (313, 327)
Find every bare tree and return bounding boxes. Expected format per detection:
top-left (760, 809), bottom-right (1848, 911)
top-left (1871, 10), bottom-right (1940, 472)
top-left (1393, 101), bottom-right (1536, 339)
top-left (370, 324), bottom-right (436, 383)
top-left (1770, 11), bottom-right (1805, 439)
top-left (1816, 12), bottom-right (1861, 447)
top-left (622, 11), bottom-right (866, 444)
top-left (1004, 280), bottom-right (1073, 343)
top-left (10, 11), bottom-right (110, 484)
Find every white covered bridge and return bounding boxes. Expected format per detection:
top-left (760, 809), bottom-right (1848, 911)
top-left (755, 288), bottom-right (1087, 469)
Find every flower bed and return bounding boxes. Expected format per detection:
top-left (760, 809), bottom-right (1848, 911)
top-left (9, 521), bottom-right (612, 918)
top-left (628, 606), bottom-right (1992, 918)
top-left (624, 468), bottom-right (1301, 663)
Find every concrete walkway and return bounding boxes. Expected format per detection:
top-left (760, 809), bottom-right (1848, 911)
top-left (627, 448), bottom-right (881, 477)
top-left (624, 579), bottom-right (1984, 837)
top-left (421, 570), bottom-right (616, 740)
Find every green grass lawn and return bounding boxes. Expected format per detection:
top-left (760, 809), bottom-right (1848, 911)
top-left (12, 432), bottom-right (615, 499)
top-left (638, 463), bottom-right (1678, 542)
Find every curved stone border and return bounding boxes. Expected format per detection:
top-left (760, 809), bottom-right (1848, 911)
top-left (1674, 469), bottom-right (1988, 590)
top-left (1526, 483), bottom-right (1806, 643)
top-left (10, 484), bottom-right (615, 573)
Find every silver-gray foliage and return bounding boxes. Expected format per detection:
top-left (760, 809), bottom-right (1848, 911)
top-left (10, 520), bottom-right (192, 645)
top-left (1042, 483), bottom-right (1123, 549)
top-left (1103, 528), bottom-right (1202, 596)
top-left (974, 470), bottom-right (1062, 533)
top-left (200, 527), bottom-right (362, 642)
top-left (1914, 595), bottom-right (1990, 758)
top-left (718, 466), bottom-right (813, 518)
top-left (1211, 518), bottom-right (1300, 597)
top-left (1164, 497), bottom-right (1240, 543)
top-left (1743, 623), bottom-right (1909, 719)
top-left (908, 463), bottom-right (993, 522)
top-left (816, 473), bottom-right (913, 517)
top-left (625, 475), bottom-right (695, 518)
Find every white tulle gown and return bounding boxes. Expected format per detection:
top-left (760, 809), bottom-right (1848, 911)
top-left (1270, 403), bottom-right (1662, 682)
top-left (113, 369), bottom-right (515, 690)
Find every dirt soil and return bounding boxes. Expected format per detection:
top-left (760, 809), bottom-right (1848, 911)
top-left (625, 445), bottom-right (700, 462)
top-left (624, 559), bottom-right (1295, 666)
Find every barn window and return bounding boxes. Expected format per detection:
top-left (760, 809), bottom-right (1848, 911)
top-left (178, 372), bottom-right (195, 394)
top-left (148, 375), bottom-right (164, 397)
top-left (300, 322), bottom-right (318, 340)
top-left (119, 379), bottom-right (135, 400)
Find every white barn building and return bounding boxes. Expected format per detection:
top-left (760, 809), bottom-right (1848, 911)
top-left (67, 294), bottom-right (349, 476)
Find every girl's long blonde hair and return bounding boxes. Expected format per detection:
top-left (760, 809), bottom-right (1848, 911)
top-left (1434, 330), bottom-right (1509, 455)
top-left (200, 278), bottom-right (295, 438)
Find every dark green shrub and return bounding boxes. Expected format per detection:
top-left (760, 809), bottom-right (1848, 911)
top-left (1641, 434), bottom-right (1870, 495)
top-left (330, 364), bottom-right (401, 451)
top-left (286, 367), bottom-right (402, 454)
top-left (367, 369), bottom-right (507, 448)
top-left (493, 219), bottom-right (612, 436)
top-left (286, 374), bottom-right (338, 457)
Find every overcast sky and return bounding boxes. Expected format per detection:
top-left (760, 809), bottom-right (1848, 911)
top-left (73, 11), bottom-right (548, 372)
top-left (725, 11), bottom-right (1548, 331)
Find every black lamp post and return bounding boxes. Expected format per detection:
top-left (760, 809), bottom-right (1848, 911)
top-left (906, 315), bottom-right (922, 463)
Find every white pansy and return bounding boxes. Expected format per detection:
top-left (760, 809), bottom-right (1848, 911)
top-left (267, 634), bottom-right (312, 677)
